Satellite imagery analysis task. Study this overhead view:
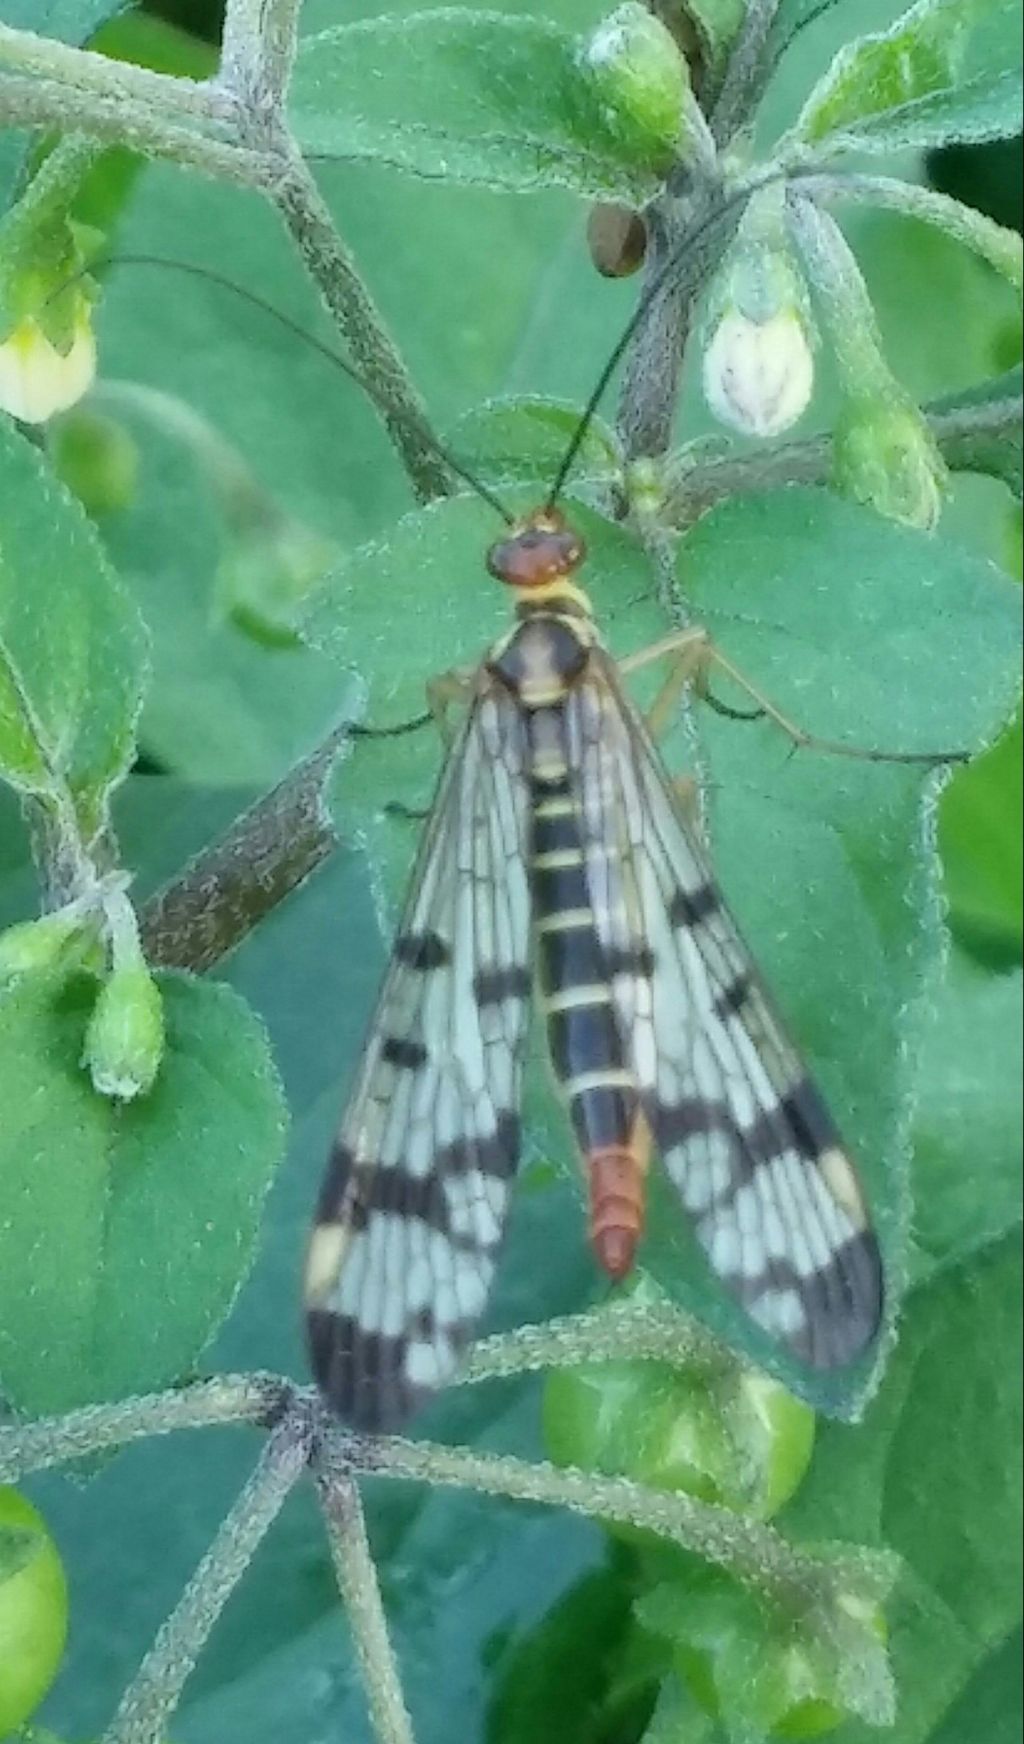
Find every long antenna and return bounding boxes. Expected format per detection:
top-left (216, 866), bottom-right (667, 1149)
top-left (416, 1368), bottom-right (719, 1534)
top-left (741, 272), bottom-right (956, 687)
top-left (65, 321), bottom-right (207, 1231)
top-left (544, 169), bottom-right (783, 508)
top-left (71, 254), bottom-right (517, 524)
top-left (79, 170), bottom-right (785, 526)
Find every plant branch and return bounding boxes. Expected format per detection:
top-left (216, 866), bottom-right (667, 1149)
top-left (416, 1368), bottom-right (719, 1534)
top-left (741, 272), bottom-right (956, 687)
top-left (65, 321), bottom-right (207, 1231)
top-left (139, 722), bottom-right (349, 972)
top-left (360, 1434), bottom-right (896, 1605)
top-left (0, 23), bottom-right (230, 123)
top-left (463, 1302), bottom-right (728, 1384)
top-left (0, 73), bottom-right (267, 187)
top-left (271, 155), bottom-right (454, 501)
top-left (315, 1471), bottom-right (416, 1744)
top-left (1, 16), bottom-right (455, 506)
top-left (219, 0), bottom-right (303, 112)
top-left (610, 170), bottom-right (794, 468)
top-left (616, 196), bottom-right (697, 463)
top-left (662, 390), bottom-right (1023, 523)
top-left (709, 0), bottom-right (782, 146)
top-left (102, 1405), bottom-right (315, 1744)
top-left (0, 1373), bottom-right (284, 1482)
top-left (797, 170), bottom-right (1023, 288)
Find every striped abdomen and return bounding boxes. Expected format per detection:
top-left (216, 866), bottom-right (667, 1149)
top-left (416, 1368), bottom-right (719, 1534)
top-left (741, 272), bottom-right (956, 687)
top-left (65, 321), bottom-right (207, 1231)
top-left (526, 702), bottom-right (649, 1277)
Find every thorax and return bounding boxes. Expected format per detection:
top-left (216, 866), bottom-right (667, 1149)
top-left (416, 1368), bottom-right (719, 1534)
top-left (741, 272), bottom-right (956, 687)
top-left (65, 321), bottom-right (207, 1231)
top-left (486, 606), bottom-right (598, 713)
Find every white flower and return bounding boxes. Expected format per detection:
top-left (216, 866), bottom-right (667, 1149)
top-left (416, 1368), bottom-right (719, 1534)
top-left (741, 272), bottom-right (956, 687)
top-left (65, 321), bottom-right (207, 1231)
top-left (703, 306), bottom-right (814, 440)
top-left (0, 304), bottom-right (96, 423)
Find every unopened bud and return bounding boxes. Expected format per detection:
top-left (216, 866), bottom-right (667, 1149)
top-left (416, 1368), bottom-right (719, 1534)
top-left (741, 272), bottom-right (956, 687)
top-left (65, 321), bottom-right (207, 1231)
top-left (833, 396), bottom-right (946, 531)
top-left (217, 517), bottom-right (335, 648)
top-left (50, 406), bottom-right (139, 515)
top-left (579, 3), bottom-right (694, 171)
top-left (703, 305), bottom-right (814, 439)
top-left (0, 910), bottom-right (87, 981)
top-left (0, 301), bottom-right (95, 424)
top-left (83, 965), bottom-right (165, 1101)
top-left (625, 455), bottom-right (666, 518)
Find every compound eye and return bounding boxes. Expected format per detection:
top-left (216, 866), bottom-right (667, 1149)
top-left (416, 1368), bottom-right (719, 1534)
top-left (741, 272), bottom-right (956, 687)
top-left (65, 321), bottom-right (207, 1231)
top-left (486, 522), bottom-right (585, 588)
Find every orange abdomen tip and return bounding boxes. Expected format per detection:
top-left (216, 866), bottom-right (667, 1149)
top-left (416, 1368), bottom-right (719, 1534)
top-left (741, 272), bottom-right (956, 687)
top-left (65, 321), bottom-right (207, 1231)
top-left (588, 1147), bottom-right (647, 1281)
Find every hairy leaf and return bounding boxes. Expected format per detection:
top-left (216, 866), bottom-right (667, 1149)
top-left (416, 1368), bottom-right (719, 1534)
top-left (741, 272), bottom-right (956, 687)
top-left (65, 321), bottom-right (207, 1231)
top-left (0, 969), bottom-right (286, 1414)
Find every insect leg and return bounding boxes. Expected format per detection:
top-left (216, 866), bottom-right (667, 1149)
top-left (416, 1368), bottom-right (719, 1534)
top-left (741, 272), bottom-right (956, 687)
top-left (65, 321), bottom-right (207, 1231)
top-left (426, 664), bottom-right (478, 747)
top-left (620, 629), bottom-right (968, 767)
top-left (349, 711), bottom-right (433, 741)
top-left (617, 628), bottom-right (711, 741)
top-left (704, 645), bottom-right (970, 766)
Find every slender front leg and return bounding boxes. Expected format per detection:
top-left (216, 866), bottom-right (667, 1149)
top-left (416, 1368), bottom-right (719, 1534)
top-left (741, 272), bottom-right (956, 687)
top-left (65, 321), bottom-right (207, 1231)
top-left (618, 628), bottom-right (711, 743)
top-left (426, 664), bottom-right (477, 748)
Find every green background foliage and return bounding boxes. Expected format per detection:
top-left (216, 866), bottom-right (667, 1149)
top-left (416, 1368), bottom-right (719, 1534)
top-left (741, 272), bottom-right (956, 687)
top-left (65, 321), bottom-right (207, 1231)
top-left (0, 0), bottom-right (1020, 1740)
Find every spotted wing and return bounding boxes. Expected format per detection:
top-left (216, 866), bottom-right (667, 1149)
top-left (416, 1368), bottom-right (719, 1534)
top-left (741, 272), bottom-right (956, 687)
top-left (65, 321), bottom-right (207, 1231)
top-left (305, 682), bottom-right (533, 1430)
top-left (565, 654), bottom-right (883, 1369)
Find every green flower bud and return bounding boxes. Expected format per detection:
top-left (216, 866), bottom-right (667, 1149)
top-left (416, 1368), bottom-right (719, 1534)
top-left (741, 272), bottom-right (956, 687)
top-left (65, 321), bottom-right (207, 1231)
top-left (640, 1563), bottom-right (889, 1740)
top-left (83, 964), bottom-right (165, 1101)
top-left (759, 1591), bottom-right (890, 1740)
top-left (0, 911), bottom-right (87, 981)
top-left (625, 454), bottom-right (667, 518)
top-left (543, 1290), bottom-right (815, 1522)
top-left (729, 1369), bottom-right (816, 1518)
top-left (578, 3), bottom-right (694, 171)
top-left (0, 300), bottom-right (95, 424)
top-left (0, 1488), bottom-right (68, 1736)
top-left (50, 406), bottom-right (139, 515)
top-left (833, 395), bottom-right (946, 531)
top-left (217, 517), bottom-right (335, 648)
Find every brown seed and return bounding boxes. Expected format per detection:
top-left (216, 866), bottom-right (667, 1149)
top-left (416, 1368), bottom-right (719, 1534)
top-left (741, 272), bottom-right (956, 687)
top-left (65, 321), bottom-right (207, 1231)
top-left (587, 203), bottom-right (648, 279)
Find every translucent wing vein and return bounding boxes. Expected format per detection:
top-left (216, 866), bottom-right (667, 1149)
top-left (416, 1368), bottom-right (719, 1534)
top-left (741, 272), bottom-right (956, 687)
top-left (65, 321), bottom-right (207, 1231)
top-left (305, 684), bottom-right (533, 1429)
top-left (566, 655), bottom-right (883, 1369)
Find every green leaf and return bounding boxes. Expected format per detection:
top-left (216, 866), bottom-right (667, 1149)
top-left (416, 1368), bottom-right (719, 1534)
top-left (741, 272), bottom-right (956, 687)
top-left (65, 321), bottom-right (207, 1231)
top-left (827, 67), bottom-right (1023, 154)
top-left (825, 178), bottom-right (1023, 293)
top-left (931, 364), bottom-right (1023, 500)
top-left (682, 0), bottom-right (747, 86)
top-left (880, 1239), bottom-right (1022, 1663)
top-left (0, 968), bottom-right (286, 1414)
top-left (638, 488), bottom-right (1021, 1417)
top-left (451, 395), bottom-right (620, 491)
top-left (289, 10), bottom-right (672, 198)
top-left (0, 1), bottom-right (121, 44)
top-left (782, 1230), bottom-right (1022, 1744)
top-left (910, 950), bottom-right (1022, 1273)
top-left (940, 711), bottom-right (1022, 961)
top-left (0, 418), bottom-right (146, 841)
top-left (792, 0), bottom-right (1024, 157)
top-left (927, 1627), bottom-right (1023, 1744)
top-left (487, 1556), bottom-right (640, 1744)
top-left (90, 168), bottom-right (411, 786)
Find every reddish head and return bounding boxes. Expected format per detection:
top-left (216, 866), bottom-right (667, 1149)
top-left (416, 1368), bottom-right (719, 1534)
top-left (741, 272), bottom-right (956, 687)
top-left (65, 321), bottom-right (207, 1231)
top-left (486, 507), bottom-right (587, 594)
